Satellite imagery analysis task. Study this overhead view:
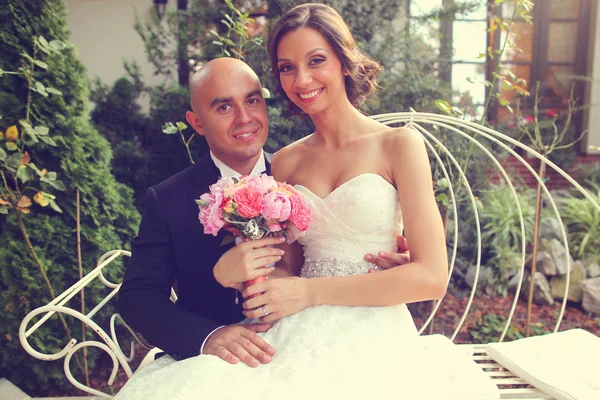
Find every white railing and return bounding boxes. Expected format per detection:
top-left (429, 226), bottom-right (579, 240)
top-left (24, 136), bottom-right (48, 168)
top-left (19, 112), bottom-right (600, 398)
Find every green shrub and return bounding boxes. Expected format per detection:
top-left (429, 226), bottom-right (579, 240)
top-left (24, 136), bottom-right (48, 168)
top-left (560, 184), bottom-right (600, 262)
top-left (0, 1), bottom-right (139, 395)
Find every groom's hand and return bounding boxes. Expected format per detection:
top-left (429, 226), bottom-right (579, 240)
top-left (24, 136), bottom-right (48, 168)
top-left (213, 236), bottom-right (285, 290)
top-left (364, 234), bottom-right (411, 270)
top-left (202, 323), bottom-right (276, 367)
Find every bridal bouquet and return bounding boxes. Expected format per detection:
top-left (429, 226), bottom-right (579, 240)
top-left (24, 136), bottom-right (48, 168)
top-left (196, 174), bottom-right (311, 288)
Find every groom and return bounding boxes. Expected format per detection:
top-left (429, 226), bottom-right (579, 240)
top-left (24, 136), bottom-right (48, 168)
top-left (119, 57), bottom-right (409, 369)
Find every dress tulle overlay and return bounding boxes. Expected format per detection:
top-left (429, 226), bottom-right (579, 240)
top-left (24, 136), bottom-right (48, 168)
top-left (115, 174), bottom-right (500, 400)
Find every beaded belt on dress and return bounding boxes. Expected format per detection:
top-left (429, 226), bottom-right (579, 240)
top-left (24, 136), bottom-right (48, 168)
top-left (300, 257), bottom-right (382, 278)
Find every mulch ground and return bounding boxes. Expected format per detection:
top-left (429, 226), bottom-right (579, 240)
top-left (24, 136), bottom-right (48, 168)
top-left (49, 291), bottom-right (600, 397)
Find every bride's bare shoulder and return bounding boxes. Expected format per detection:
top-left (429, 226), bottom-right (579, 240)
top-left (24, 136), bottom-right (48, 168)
top-left (379, 126), bottom-right (424, 151)
top-left (271, 135), bottom-right (313, 182)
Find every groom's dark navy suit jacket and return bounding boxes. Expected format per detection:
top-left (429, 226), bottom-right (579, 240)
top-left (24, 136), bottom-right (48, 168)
top-left (119, 152), bottom-right (271, 361)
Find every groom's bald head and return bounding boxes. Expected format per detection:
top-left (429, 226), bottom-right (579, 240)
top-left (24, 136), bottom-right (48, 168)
top-left (189, 58), bottom-right (262, 113)
top-left (185, 57), bottom-right (269, 174)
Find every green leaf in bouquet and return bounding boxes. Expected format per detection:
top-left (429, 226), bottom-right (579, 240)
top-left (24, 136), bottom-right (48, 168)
top-left (176, 121), bottom-right (188, 131)
top-left (0, 147), bottom-right (7, 161)
top-left (220, 235), bottom-right (236, 247)
top-left (195, 199), bottom-right (206, 206)
top-left (6, 142), bottom-right (18, 151)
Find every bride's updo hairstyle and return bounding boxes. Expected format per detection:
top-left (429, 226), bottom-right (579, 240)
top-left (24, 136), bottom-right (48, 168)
top-left (267, 3), bottom-right (381, 114)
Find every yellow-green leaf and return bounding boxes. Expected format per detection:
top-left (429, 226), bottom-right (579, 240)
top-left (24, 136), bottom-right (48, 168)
top-left (6, 142), bottom-right (17, 151)
top-left (5, 125), bottom-right (18, 141)
top-left (34, 191), bottom-right (50, 207)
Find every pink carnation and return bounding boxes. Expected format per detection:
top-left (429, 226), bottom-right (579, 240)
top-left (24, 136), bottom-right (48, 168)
top-left (210, 177), bottom-right (235, 195)
top-left (289, 194), bottom-right (310, 231)
top-left (247, 174), bottom-right (278, 193)
top-left (268, 223), bottom-right (282, 232)
top-left (262, 191), bottom-right (292, 221)
top-left (198, 192), bottom-right (224, 236)
top-left (233, 186), bottom-right (263, 218)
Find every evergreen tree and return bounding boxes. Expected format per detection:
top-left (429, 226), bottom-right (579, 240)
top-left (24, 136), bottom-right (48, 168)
top-left (0, 0), bottom-right (140, 394)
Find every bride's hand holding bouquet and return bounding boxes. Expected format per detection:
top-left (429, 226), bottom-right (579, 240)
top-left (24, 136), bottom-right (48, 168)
top-left (197, 174), bottom-right (310, 295)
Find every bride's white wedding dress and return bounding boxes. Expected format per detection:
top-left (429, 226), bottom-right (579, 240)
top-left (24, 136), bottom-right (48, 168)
top-left (115, 174), bottom-right (499, 400)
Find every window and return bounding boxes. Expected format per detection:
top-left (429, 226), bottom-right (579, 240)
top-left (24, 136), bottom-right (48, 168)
top-left (408, 0), bottom-right (591, 134)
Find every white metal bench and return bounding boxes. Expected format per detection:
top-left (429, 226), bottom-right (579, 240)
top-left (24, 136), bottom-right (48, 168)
top-left (19, 112), bottom-right (600, 398)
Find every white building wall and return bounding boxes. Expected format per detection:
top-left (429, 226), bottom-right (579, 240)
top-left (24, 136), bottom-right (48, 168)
top-left (65, 0), bottom-right (174, 111)
top-left (585, 0), bottom-right (600, 154)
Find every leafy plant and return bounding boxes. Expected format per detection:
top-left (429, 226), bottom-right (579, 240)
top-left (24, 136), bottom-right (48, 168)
top-left (210, 0), bottom-right (264, 59)
top-left (559, 184), bottom-right (600, 262)
top-left (470, 312), bottom-right (548, 344)
top-left (470, 313), bottom-right (522, 344)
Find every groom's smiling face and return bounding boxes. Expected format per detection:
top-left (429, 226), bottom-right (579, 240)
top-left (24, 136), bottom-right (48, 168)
top-left (186, 59), bottom-right (269, 174)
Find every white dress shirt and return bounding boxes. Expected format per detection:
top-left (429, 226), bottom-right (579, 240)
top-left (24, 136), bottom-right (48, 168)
top-left (200, 150), bottom-right (267, 355)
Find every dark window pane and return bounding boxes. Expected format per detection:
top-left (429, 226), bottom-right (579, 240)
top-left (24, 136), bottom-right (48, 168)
top-left (501, 22), bottom-right (534, 62)
top-left (550, 0), bottom-right (579, 19)
top-left (541, 65), bottom-right (576, 105)
top-left (453, 21), bottom-right (487, 61)
top-left (548, 23), bottom-right (578, 63)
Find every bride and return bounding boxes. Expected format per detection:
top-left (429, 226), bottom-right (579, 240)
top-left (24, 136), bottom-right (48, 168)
top-left (115, 3), bottom-right (499, 399)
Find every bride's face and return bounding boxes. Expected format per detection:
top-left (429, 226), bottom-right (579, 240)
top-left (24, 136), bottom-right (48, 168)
top-left (276, 27), bottom-right (347, 115)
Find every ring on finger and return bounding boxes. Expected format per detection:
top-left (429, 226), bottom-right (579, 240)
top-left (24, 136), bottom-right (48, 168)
top-left (261, 305), bottom-right (268, 316)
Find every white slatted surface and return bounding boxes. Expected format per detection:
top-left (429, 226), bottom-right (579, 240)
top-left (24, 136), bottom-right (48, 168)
top-left (460, 344), bottom-right (555, 399)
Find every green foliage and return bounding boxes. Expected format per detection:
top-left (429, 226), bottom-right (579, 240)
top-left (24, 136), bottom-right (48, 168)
top-left (578, 162), bottom-right (600, 189)
top-left (0, 0), bottom-right (139, 394)
top-left (90, 69), bottom-right (207, 211)
top-left (559, 184), bottom-right (600, 262)
top-left (477, 182), bottom-right (537, 288)
top-left (210, 0), bottom-right (264, 59)
top-left (469, 312), bottom-right (548, 344)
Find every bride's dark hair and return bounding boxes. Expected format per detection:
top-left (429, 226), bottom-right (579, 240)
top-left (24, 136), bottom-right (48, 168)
top-left (267, 3), bottom-right (381, 115)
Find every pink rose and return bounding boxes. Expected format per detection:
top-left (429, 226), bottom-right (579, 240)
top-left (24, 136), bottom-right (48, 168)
top-left (198, 193), bottom-right (224, 236)
top-left (289, 194), bottom-right (310, 231)
top-left (233, 186), bottom-right (263, 218)
top-left (262, 191), bottom-right (292, 221)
